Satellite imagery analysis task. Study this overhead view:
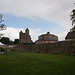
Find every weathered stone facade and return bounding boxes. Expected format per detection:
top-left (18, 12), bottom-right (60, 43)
top-left (35, 32), bottom-right (58, 44)
top-left (19, 28), bottom-right (33, 44)
top-left (18, 29), bottom-right (75, 55)
top-left (17, 41), bottom-right (75, 55)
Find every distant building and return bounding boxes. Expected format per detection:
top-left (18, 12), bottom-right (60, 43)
top-left (35, 32), bottom-right (58, 44)
top-left (19, 28), bottom-right (33, 44)
top-left (65, 32), bottom-right (75, 41)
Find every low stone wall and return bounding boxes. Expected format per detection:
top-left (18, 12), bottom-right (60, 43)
top-left (35, 40), bottom-right (58, 44)
top-left (17, 41), bottom-right (75, 55)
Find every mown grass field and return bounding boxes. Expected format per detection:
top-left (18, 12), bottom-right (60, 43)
top-left (0, 51), bottom-right (75, 75)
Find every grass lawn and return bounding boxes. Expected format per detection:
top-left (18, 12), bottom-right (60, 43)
top-left (0, 51), bottom-right (75, 75)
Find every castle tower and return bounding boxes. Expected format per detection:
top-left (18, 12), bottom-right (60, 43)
top-left (19, 28), bottom-right (33, 44)
top-left (25, 28), bottom-right (29, 35)
top-left (19, 31), bottom-right (23, 43)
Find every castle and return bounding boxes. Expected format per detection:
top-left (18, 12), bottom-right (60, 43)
top-left (19, 28), bottom-right (58, 44)
top-left (18, 28), bottom-right (75, 55)
top-left (35, 32), bottom-right (58, 44)
top-left (19, 28), bottom-right (33, 44)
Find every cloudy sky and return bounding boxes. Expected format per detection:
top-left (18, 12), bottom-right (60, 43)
top-left (0, 0), bottom-right (75, 41)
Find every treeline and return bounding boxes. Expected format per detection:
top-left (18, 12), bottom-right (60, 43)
top-left (0, 37), bottom-right (19, 45)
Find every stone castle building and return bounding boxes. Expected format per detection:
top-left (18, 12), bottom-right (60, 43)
top-left (19, 28), bottom-right (33, 44)
top-left (65, 32), bottom-right (75, 41)
top-left (35, 32), bottom-right (58, 44)
top-left (17, 28), bottom-right (75, 55)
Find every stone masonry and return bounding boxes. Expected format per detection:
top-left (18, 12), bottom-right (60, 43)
top-left (17, 41), bottom-right (75, 55)
top-left (19, 28), bottom-right (33, 44)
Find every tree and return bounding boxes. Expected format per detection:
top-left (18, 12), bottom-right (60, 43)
top-left (0, 37), bottom-right (10, 44)
top-left (10, 40), bottom-right (14, 45)
top-left (70, 9), bottom-right (75, 26)
top-left (70, 3), bottom-right (75, 32)
top-left (0, 13), bottom-right (6, 38)
top-left (14, 39), bottom-right (19, 44)
top-left (70, 3), bottom-right (75, 46)
top-left (70, 26), bottom-right (75, 32)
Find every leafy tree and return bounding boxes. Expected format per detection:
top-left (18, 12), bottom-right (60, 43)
top-left (70, 9), bottom-right (75, 26)
top-left (70, 3), bottom-right (75, 32)
top-left (0, 37), bottom-right (10, 44)
top-left (70, 3), bottom-right (75, 47)
top-left (0, 13), bottom-right (6, 38)
top-left (10, 40), bottom-right (14, 45)
top-left (14, 39), bottom-right (19, 44)
top-left (70, 26), bottom-right (75, 32)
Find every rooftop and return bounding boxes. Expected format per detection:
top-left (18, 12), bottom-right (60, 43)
top-left (65, 32), bottom-right (75, 39)
top-left (40, 32), bottom-right (58, 37)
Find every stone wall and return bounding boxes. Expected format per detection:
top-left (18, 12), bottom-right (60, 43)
top-left (17, 41), bottom-right (75, 55)
top-left (35, 40), bottom-right (58, 44)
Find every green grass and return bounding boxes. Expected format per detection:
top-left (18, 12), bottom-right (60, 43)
top-left (0, 51), bottom-right (75, 75)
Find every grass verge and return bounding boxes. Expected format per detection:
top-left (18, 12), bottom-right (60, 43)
top-left (0, 51), bottom-right (75, 75)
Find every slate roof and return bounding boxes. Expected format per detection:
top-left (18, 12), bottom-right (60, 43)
top-left (65, 32), bottom-right (75, 39)
top-left (40, 34), bottom-right (57, 37)
top-left (39, 32), bottom-right (58, 37)
top-left (38, 32), bottom-right (58, 41)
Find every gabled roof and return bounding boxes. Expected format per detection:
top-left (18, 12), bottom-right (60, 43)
top-left (65, 32), bottom-right (75, 39)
